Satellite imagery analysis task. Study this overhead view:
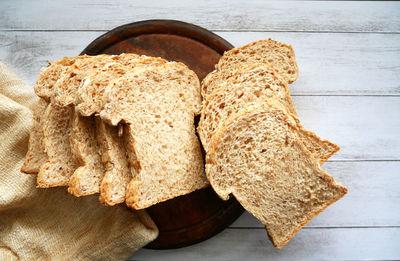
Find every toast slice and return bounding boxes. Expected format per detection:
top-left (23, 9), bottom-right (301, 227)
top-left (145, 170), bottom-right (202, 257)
top-left (97, 118), bottom-right (133, 206)
top-left (100, 63), bottom-right (208, 209)
top-left (37, 103), bottom-right (76, 187)
top-left (198, 64), bottom-right (339, 163)
top-left (21, 98), bottom-right (49, 174)
top-left (201, 39), bottom-right (299, 99)
top-left (206, 101), bottom-right (347, 249)
top-left (34, 56), bottom-right (91, 100)
top-left (68, 113), bottom-right (106, 196)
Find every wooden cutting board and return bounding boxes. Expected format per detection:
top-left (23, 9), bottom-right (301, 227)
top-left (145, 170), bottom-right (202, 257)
top-left (81, 19), bottom-right (244, 249)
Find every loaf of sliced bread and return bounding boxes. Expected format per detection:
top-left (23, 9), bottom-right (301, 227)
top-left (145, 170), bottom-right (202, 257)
top-left (37, 103), bottom-right (76, 187)
top-left (34, 56), bottom-right (90, 100)
top-left (198, 64), bottom-right (339, 163)
top-left (100, 63), bottom-right (208, 209)
top-left (206, 101), bottom-right (347, 249)
top-left (201, 39), bottom-right (299, 99)
top-left (21, 98), bottom-right (49, 174)
top-left (68, 113), bottom-right (105, 196)
top-left (97, 118), bottom-right (133, 206)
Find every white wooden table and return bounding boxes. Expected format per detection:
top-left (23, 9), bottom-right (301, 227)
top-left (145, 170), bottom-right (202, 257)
top-left (1, 1), bottom-right (399, 260)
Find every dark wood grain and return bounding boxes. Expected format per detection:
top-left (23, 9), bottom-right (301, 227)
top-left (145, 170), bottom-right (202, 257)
top-left (81, 20), bottom-right (244, 249)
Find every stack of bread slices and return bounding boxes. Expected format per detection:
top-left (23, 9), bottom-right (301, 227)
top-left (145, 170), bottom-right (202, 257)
top-left (21, 39), bottom-right (347, 250)
top-left (21, 53), bottom-right (209, 209)
top-left (198, 39), bottom-right (347, 249)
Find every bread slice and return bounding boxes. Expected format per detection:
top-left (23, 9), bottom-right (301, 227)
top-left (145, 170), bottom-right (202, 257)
top-left (76, 56), bottom-right (167, 117)
top-left (201, 39), bottom-right (299, 99)
top-left (34, 56), bottom-right (90, 100)
top-left (97, 118), bottom-right (133, 206)
top-left (21, 98), bottom-right (49, 174)
top-left (218, 39), bottom-right (299, 82)
top-left (37, 103), bottom-right (76, 187)
top-left (100, 63), bottom-right (208, 209)
top-left (198, 64), bottom-right (339, 164)
top-left (68, 113), bottom-right (105, 196)
top-left (206, 101), bottom-right (347, 249)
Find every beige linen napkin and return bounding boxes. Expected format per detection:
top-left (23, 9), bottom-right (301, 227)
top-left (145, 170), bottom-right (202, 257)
top-left (0, 61), bottom-right (158, 260)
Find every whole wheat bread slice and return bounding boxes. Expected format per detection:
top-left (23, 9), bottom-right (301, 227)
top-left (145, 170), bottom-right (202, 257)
top-left (206, 101), bottom-right (347, 249)
top-left (68, 113), bottom-right (106, 196)
top-left (97, 118), bottom-right (133, 206)
top-left (21, 98), bottom-right (49, 174)
top-left (100, 63), bottom-right (207, 209)
top-left (37, 103), bottom-right (76, 187)
top-left (198, 64), bottom-right (339, 163)
top-left (201, 39), bottom-right (299, 100)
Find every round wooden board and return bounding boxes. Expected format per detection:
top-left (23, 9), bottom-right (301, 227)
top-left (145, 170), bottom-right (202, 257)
top-left (81, 20), bottom-right (244, 249)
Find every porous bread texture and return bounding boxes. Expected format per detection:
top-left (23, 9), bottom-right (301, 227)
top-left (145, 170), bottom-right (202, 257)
top-left (76, 56), bottom-right (168, 116)
top-left (34, 55), bottom-right (93, 100)
top-left (100, 63), bottom-right (208, 209)
top-left (21, 98), bottom-right (49, 174)
top-left (53, 54), bottom-right (114, 107)
top-left (97, 118), bottom-right (133, 206)
top-left (198, 64), bottom-right (339, 164)
top-left (206, 102), bottom-right (347, 249)
top-left (201, 39), bottom-right (299, 99)
top-left (37, 103), bottom-right (76, 187)
top-left (219, 39), bottom-right (298, 82)
top-left (101, 62), bottom-right (203, 125)
top-left (68, 113), bottom-right (105, 196)
top-left (77, 63), bottom-right (129, 116)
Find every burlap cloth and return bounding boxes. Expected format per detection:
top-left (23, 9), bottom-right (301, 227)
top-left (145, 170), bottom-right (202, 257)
top-left (0, 61), bottom-right (158, 260)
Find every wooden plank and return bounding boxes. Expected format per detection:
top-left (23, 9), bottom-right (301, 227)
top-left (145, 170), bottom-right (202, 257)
top-left (1, 1), bottom-right (399, 32)
top-left (293, 96), bottom-right (400, 161)
top-left (132, 228), bottom-right (400, 261)
top-left (1, 31), bottom-right (399, 95)
top-left (231, 161), bottom-right (400, 228)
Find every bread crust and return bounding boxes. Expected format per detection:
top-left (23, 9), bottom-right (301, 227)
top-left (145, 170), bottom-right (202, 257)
top-left (21, 98), bottom-right (49, 174)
